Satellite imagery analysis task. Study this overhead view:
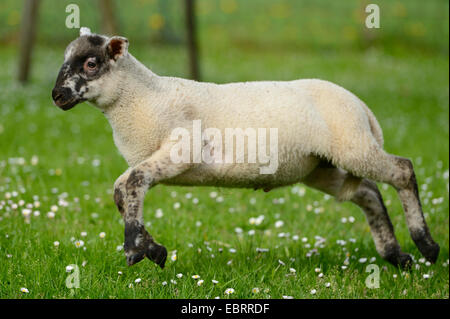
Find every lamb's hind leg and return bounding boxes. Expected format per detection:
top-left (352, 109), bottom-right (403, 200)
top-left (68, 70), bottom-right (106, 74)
top-left (361, 154), bottom-right (439, 263)
top-left (335, 143), bottom-right (440, 264)
top-left (114, 142), bottom-right (192, 268)
top-left (302, 163), bottom-right (412, 268)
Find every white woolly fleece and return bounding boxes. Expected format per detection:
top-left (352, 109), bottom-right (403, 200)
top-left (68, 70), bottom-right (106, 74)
top-left (94, 52), bottom-right (385, 190)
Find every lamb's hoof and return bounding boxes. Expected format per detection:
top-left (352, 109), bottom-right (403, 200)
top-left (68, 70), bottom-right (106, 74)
top-left (126, 251), bottom-right (146, 266)
top-left (398, 253), bottom-right (413, 270)
top-left (384, 249), bottom-right (413, 269)
top-left (147, 244), bottom-right (167, 269)
top-left (421, 242), bottom-right (440, 264)
top-left (412, 231), bottom-right (440, 264)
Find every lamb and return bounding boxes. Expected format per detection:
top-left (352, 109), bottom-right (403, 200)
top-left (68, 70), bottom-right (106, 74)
top-left (52, 28), bottom-right (440, 269)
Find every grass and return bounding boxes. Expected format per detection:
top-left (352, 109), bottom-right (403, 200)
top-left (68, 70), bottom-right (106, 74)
top-left (0, 0), bottom-right (448, 299)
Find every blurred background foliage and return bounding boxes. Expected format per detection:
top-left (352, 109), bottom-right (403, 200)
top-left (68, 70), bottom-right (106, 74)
top-left (1, 0), bottom-right (448, 56)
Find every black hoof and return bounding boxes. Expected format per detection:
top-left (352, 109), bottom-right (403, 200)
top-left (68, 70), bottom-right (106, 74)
top-left (398, 253), bottom-right (413, 269)
top-left (422, 243), bottom-right (440, 264)
top-left (412, 231), bottom-right (440, 264)
top-left (147, 244), bottom-right (167, 269)
top-left (126, 251), bottom-right (146, 266)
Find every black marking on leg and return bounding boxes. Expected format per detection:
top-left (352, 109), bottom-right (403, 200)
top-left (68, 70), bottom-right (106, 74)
top-left (126, 169), bottom-right (146, 189)
top-left (123, 220), bottom-right (166, 268)
top-left (124, 220), bottom-right (153, 266)
top-left (114, 186), bottom-right (125, 216)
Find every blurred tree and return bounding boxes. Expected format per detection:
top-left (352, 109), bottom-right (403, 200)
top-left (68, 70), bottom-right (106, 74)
top-left (18, 0), bottom-right (40, 83)
top-left (99, 0), bottom-right (119, 36)
top-left (185, 0), bottom-right (200, 81)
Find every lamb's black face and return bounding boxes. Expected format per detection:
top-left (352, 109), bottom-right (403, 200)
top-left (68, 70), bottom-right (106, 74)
top-left (52, 34), bottom-right (111, 110)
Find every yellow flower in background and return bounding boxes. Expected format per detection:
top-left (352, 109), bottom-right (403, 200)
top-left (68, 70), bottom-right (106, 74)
top-left (270, 3), bottom-right (291, 19)
top-left (220, 0), bottom-right (237, 14)
top-left (342, 26), bottom-right (357, 41)
top-left (198, 0), bottom-right (214, 16)
top-left (149, 13), bottom-right (165, 31)
top-left (406, 22), bottom-right (426, 37)
top-left (7, 10), bottom-right (20, 26)
top-left (393, 2), bottom-right (407, 18)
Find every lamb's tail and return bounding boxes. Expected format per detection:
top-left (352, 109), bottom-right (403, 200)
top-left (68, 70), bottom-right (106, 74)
top-left (361, 101), bottom-right (384, 148)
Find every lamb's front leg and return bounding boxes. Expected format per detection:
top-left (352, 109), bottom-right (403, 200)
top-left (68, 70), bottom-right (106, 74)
top-left (114, 142), bottom-right (192, 268)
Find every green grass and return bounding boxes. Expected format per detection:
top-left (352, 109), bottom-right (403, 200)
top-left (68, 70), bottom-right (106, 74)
top-left (0, 0), bottom-right (448, 299)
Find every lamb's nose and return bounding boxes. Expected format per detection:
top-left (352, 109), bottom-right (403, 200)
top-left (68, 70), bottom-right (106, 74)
top-left (52, 88), bottom-right (62, 102)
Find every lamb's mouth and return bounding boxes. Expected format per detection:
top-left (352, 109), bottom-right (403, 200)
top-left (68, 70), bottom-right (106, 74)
top-left (53, 98), bottom-right (84, 111)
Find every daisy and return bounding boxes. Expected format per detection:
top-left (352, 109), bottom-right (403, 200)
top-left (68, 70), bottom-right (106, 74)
top-left (155, 208), bottom-right (163, 218)
top-left (74, 240), bottom-right (84, 248)
top-left (197, 280), bottom-right (204, 286)
top-left (275, 220), bottom-right (284, 228)
top-left (99, 232), bottom-right (106, 239)
top-left (252, 287), bottom-right (260, 294)
top-left (20, 287), bottom-right (29, 293)
top-left (192, 275), bottom-right (200, 279)
top-left (224, 288), bottom-right (235, 295)
top-left (176, 273), bottom-right (183, 278)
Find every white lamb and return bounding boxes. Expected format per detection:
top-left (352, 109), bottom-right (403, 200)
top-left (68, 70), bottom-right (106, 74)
top-left (52, 29), bottom-right (439, 269)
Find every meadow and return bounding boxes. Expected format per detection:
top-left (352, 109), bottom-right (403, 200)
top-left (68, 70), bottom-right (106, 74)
top-left (0, 0), bottom-right (448, 299)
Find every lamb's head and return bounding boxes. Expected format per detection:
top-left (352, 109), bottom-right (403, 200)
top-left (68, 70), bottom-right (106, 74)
top-left (52, 28), bottom-right (129, 110)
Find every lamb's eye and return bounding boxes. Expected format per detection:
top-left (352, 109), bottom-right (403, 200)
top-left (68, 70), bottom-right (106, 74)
top-left (84, 58), bottom-right (97, 73)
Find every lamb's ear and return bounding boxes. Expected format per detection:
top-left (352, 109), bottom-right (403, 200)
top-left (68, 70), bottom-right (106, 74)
top-left (106, 36), bottom-right (129, 61)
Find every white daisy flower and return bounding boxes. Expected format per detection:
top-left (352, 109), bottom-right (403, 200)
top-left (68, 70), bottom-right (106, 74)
top-left (224, 288), bottom-right (235, 295)
top-left (155, 208), bottom-right (164, 218)
top-left (252, 287), bottom-right (260, 294)
top-left (212, 280), bottom-right (219, 284)
top-left (135, 278), bottom-right (142, 283)
top-left (20, 287), bottom-right (29, 293)
top-left (99, 232), bottom-right (106, 239)
top-left (197, 280), bottom-right (204, 286)
top-left (310, 289), bottom-right (317, 295)
top-left (192, 275), bottom-right (200, 280)
top-left (275, 220), bottom-right (284, 228)
top-left (176, 273), bottom-right (183, 278)
top-left (74, 240), bottom-right (84, 248)
top-left (53, 241), bottom-right (60, 247)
